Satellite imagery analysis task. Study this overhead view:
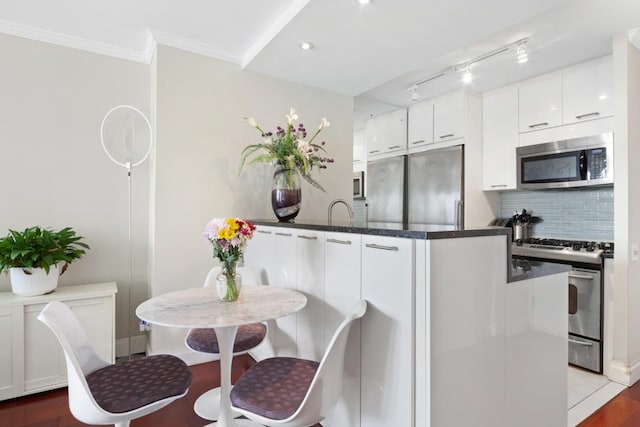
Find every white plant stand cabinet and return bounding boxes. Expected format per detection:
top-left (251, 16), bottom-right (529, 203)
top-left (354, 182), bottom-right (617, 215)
top-left (0, 282), bottom-right (117, 401)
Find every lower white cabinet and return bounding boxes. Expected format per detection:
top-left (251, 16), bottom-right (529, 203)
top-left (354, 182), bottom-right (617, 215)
top-left (0, 283), bottom-right (117, 401)
top-left (361, 235), bottom-right (414, 427)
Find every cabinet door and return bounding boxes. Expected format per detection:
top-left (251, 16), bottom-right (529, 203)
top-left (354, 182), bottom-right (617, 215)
top-left (353, 130), bottom-right (366, 164)
top-left (482, 87), bottom-right (518, 190)
top-left (271, 230), bottom-right (298, 357)
top-left (563, 57), bottom-right (613, 125)
top-left (0, 306), bottom-right (22, 400)
top-left (408, 101), bottom-right (434, 148)
top-left (366, 109), bottom-right (407, 157)
top-left (24, 296), bottom-right (113, 393)
top-left (361, 235), bottom-right (414, 427)
top-left (434, 91), bottom-right (465, 142)
top-left (323, 232), bottom-right (362, 427)
top-left (518, 74), bottom-right (562, 132)
top-left (296, 230), bottom-right (325, 360)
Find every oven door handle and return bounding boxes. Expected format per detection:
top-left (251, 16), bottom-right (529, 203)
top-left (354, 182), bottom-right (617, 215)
top-left (568, 338), bottom-right (594, 347)
top-left (568, 273), bottom-right (596, 280)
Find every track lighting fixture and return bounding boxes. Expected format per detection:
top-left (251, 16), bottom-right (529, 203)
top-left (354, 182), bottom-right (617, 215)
top-left (516, 42), bottom-right (528, 64)
top-left (461, 65), bottom-right (473, 84)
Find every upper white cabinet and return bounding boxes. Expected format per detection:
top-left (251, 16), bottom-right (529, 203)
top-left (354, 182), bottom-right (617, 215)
top-left (434, 91), bottom-right (465, 142)
top-left (365, 109), bottom-right (407, 157)
top-left (482, 87), bottom-right (519, 191)
top-left (408, 100), bottom-right (434, 148)
top-left (353, 130), bottom-right (366, 165)
top-left (562, 56), bottom-right (614, 125)
top-left (518, 73), bottom-right (563, 133)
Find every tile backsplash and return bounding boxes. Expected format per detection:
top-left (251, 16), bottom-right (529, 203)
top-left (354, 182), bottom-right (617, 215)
top-left (353, 198), bottom-right (367, 224)
top-left (500, 187), bottom-right (614, 241)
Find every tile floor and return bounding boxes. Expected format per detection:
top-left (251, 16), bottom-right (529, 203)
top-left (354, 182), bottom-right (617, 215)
top-left (567, 366), bottom-right (626, 426)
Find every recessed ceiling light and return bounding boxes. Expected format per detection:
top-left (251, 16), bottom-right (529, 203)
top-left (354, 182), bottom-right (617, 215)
top-left (300, 41), bottom-right (314, 50)
top-left (355, 0), bottom-right (371, 5)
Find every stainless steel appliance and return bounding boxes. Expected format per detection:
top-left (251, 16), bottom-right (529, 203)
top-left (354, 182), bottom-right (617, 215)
top-left (353, 171), bottom-right (364, 198)
top-left (366, 145), bottom-right (464, 227)
top-left (516, 133), bottom-right (613, 190)
top-left (512, 238), bottom-right (613, 373)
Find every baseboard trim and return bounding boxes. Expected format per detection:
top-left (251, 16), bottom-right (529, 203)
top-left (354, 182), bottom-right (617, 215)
top-left (115, 335), bottom-right (148, 358)
top-left (607, 358), bottom-right (640, 386)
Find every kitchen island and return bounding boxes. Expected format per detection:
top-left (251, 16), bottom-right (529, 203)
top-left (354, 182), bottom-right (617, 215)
top-left (243, 220), bottom-right (568, 427)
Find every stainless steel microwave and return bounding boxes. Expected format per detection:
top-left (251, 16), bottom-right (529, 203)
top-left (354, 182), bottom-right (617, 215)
top-left (516, 133), bottom-right (613, 189)
top-left (353, 171), bottom-right (364, 198)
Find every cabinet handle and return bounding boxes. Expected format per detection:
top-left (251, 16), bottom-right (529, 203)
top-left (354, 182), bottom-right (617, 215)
top-left (365, 243), bottom-right (399, 251)
top-left (388, 145), bottom-right (401, 149)
top-left (327, 238), bottom-right (352, 245)
top-left (257, 230), bottom-right (272, 234)
top-left (528, 122), bottom-right (549, 129)
top-left (411, 140), bottom-right (425, 145)
top-left (298, 235), bottom-right (318, 240)
top-left (568, 273), bottom-right (595, 281)
top-left (575, 112), bottom-right (601, 120)
top-left (568, 338), bottom-right (594, 347)
top-left (275, 232), bottom-right (292, 237)
top-left (369, 150), bottom-right (380, 154)
top-left (490, 184), bottom-right (508, 188)
top-left (439, 134), bottom-right (454, 139)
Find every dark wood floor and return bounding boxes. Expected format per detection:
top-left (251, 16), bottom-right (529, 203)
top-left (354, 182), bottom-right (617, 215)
top-left (1, 354), bottom-right (637, 426)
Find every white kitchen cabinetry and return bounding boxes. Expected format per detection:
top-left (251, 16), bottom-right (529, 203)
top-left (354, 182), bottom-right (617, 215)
top-left (361, 235), bottom-right (414, 427)
top-left (365, 109), bottom-right (407, 158)
top-left (0, 283), bottom-right (116, 401)
top-left (563, 56), bottom-right (614, 125)
top-left (433, 91), bottom-right (465, 142)
top-left (518, 73), bottom-right (563, 133)
top-left (323, 232), bottom-right (362, 427)
top-left (353, 130), bottom-right (366, 166)
top-left (408, 100), bottom-right (434, 148)
top-left (482, 86), bottom-right (519, 191)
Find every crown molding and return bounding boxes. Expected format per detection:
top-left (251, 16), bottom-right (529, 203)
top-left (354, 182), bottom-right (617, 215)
top-left (151, 29), bottom-right (242, 65)
top-left (629, 28), bottom-right (640, 50)
top-left (0, 19), bottom-right (151, 63)
top-left (241, 0), bottom-right (312, 69)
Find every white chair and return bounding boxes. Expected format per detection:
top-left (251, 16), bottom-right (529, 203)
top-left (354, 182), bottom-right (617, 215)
top-left (229, 300), bottom-right (367, 427)
top-left (37, 301), bottom-right (191, 427)
top-left (186, 265), bottom-right (271, 420)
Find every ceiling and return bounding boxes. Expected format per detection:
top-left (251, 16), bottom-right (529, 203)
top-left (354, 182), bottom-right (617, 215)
top-left (1, 0), bottom-right (638, 129)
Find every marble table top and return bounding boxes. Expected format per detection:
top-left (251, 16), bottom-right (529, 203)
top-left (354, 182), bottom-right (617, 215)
top-left (136, 285), bottom-right (307, 329)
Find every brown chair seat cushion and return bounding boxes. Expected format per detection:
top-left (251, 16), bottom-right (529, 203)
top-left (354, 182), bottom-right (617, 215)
top-left (86, 354), bottom-right (191, 413)
top-left (186, 323), bottom-right (267, 354)
top-left (230, 357), bottom-right (319, 420)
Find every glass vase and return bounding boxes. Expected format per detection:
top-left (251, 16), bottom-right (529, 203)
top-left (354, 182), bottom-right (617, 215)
top-left (271, 165), bottom-right (302, 222)
top-left (216, 263), bottom-right (242, 302)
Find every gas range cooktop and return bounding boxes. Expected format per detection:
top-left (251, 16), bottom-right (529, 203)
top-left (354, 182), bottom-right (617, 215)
top-left (511, 238), bottom-right (613, 265)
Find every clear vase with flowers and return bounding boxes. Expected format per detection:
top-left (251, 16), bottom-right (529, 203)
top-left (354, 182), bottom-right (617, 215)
top-left (203, 218), bottom-right (256, 301)
top-left (239, 108), bottom-right (333, 221)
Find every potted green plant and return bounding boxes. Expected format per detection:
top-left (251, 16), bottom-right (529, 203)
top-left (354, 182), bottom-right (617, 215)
top-left (0, 226), bottom-right (90, 296)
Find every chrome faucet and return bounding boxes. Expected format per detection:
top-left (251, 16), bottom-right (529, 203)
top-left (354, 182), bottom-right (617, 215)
top-left (328, 199), bottom-right (353, 225)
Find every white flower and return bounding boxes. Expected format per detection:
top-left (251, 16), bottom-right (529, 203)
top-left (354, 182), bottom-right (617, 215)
top-left (318, 117), bottom-right (330, 130)
top-left (263, 136), bottom-right (273, 145)
top-left (297, 139), bottom-right (312, 159)
top-left (286, 108), bottom-right (299, 124)
top-left (247, 117), bottom-right (258, 128)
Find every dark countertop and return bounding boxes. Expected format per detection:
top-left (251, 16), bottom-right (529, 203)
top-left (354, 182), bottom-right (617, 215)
top-left (509, 258), bottom-right (571, 283)
top-left (250, 219), bottom-right (511, 240)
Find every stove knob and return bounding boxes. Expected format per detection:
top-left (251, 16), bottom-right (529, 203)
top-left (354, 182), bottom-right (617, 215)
top-left (572, 243), bottom-right (582, 251)
top-left (586, 245), bottom-right (595, 252)
top-left (516, 239), bottom-right (523, 246)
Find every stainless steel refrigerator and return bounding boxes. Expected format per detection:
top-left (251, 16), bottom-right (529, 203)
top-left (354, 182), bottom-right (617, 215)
top-left (366, 145), bottom-right (464, 227)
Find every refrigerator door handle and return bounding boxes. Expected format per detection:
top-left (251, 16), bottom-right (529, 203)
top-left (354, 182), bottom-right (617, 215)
top-left (454, 200), bottom-right (463, 228)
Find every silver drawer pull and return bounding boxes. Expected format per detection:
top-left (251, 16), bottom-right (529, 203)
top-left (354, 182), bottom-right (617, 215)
top-left (369, 150), bottom-right (380, 154)
top-left (568, 338), bottom-right (594, 347)
top-left (576, 112), bottom-right (600, 120)
top-left (327, 238), bottom-right (352, 245)
top-left (439, 134), bottom-right (454, 139)
top-left (257, 230), bottom-right (272, 234)
top-left (411, 140), bottom-right (425, 145)
top-left (298, 235), bottom-right (318, 240)
top-left (568, 273), bottom-right (595, 280)
top-left (365, 243), bottom-right (399, 251)
top-left (490, 184), bottom-right (508, 188)
top-left (528, 122), bottom-right (549, 129)
top-left (388, 145), bottom-right (401, 149)
top-left (275, 232), bottom-right (292, 237)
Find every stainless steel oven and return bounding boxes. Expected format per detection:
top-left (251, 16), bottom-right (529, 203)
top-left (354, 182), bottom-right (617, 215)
top-left (353, 171), bottom-right (364, 198)
top-left (512, 238), bottom-right (609, 373)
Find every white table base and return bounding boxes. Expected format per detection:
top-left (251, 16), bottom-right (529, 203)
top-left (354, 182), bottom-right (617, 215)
top-left (204, 419), bottom-right (263, 427)
top-left (195, 387), bottom-right (242, 420)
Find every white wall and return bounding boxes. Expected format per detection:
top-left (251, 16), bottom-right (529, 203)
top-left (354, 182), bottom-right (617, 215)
top-left (149, 45), bottom-right (354, 356)
top-left (0, 33), bottom-right (151, 344)
top-left (610, 33), bottom-right (640, 385)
